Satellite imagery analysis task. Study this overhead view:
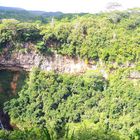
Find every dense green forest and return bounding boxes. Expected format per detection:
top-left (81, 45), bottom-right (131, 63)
top-left (0, 8), bottom-right (140, 140)
top-left (0, 8), bottom-right (140, 65)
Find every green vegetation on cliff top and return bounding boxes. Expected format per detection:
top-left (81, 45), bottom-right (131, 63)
top-left (0, 8), bottom-right (140, 64)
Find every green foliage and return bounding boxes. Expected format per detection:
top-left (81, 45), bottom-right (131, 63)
top-left (0, 19), bottom-right (42, 52)
top-left (40, 10), bottom-right (140, 63)
top-left (4, 68), bottom-right (107, 138)
top-left (2, 68), bottom-right (140, 139)
top-left (0, 127), bottom-right (51, 140)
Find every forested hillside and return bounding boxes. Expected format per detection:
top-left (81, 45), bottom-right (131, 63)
top-left (0, 8), bottom-right (140, 140)
top-left (0, 6), bottom-right (85, 22)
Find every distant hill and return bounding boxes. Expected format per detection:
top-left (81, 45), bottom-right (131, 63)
top-left (29, 10), bottom-right (63, 17)
top-left (0, 6), bottom-right (88, 22)
top-left (0, 6), bottom-right (36, 21)
top-left (0, 6), bottom-right (64, 22)
top-left (0, 6), bottom-right (24, 11)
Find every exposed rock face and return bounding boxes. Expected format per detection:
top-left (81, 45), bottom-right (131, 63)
top-left (0, 51), bottom-right (96, 73)
top-left (1, 50), bottom-right (139, 79)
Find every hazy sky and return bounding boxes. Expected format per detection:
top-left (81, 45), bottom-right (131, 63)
top-left (0, 0), bottom-right (140, 13)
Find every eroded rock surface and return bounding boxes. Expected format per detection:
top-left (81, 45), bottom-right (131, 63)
top-left (1, 50), bottom-right (139, 79)
top-left (0, 51), bottom-right (96, 73)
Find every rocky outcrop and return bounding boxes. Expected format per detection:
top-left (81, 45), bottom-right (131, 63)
top-left (1, 50), bottom-right (139, 79)
top-left (0, 51), bottom-right (97, 73)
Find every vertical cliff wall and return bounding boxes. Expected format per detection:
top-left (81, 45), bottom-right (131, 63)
top-left (0, 51), bottom-right (97, 73)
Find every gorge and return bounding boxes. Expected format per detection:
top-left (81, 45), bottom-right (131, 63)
top-left (0, 8), bottom-right (140, 139)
